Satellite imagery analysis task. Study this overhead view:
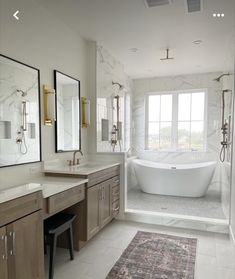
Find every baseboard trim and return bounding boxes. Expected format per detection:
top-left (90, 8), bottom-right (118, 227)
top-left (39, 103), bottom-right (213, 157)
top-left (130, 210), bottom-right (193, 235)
top-left (229, 225), bottom-right (235, 245)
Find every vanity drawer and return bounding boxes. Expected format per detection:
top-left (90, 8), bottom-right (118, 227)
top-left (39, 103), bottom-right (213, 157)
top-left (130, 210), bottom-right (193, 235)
top-left (0, 191), bottom-right (43, 226)
top-left (47, 185), bottom-right (85, 214)
top-left (112, 200), bottom-right (120, 217)
top-left (88, 165), bottom-right (120, 187)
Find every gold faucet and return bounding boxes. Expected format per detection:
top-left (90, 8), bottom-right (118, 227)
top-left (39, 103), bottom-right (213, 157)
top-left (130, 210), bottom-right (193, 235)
top-left (71, 150), bottom-right (83, 166)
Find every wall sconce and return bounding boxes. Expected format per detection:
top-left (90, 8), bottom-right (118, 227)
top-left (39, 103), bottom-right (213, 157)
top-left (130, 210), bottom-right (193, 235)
top-left (43, 85), bottom-right (56, 126)
top-left (82, 97), bottom-right (90, 128)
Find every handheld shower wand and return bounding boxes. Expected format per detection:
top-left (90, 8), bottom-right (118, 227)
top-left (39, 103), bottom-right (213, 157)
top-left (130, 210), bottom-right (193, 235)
top-left (220, 89), bottom-right (232, 162)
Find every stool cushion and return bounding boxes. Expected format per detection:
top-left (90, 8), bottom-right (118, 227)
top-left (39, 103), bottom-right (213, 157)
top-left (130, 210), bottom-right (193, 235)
top-left (44, 213), bottom-right (76, 234)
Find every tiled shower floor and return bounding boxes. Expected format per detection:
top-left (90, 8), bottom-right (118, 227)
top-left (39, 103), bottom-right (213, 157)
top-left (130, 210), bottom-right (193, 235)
top-left (127, 188), bottom-right (226, 219)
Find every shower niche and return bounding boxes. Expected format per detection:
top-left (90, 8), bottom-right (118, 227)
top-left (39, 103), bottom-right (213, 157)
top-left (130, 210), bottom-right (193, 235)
top-left (0, 54), bottom-right (41, 167)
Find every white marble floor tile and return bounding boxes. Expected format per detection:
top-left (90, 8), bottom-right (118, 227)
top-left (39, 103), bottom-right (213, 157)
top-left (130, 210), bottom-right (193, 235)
top-left (127, 189), bottom-right (226, 219)
top-left (45, 220), bottom-right (235, 279)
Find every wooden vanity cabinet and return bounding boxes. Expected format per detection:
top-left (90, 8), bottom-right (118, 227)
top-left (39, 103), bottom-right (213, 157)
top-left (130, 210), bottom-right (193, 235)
top-left (86, 165), bottom-right (120, 240)
top-left (99, 181), bottom-right (112, 228)
top-left (0, 226), bottom-right (8, 279)
top-left (87, 180), bottom-right (112, 239)
top-left (87, 184), bottom-right (100, 239)
top-left (45, 165), bottom-right (120, 249)
top-left (0, 192), bottom-right (44, 279)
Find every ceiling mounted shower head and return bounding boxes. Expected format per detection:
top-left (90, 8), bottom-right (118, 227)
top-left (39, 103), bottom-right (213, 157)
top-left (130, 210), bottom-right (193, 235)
top-left (160, 48), bottom-right (174, 61)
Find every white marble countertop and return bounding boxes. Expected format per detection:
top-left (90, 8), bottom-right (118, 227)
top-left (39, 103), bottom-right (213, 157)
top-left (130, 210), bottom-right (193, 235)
top-left (44, 162), bottom-right (120, 176)
top-left (0, 183), bottom-right (42, 204)
top-left (0, 176), bottom-right (88, 203)
top-left (32, 176), bottom-right (88, 198)
top-left (0, 161), bottom-right (120, 204)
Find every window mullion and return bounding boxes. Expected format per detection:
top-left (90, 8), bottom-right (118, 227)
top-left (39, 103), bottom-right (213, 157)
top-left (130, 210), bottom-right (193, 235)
top-left (145, 95), bottom-right (149, 150)
top-left (159, 96), bottom-right (161, 149)
top-left (172, 93), bottom-right (178, 150)
top-left (189, 93), bottom-right (192, 150)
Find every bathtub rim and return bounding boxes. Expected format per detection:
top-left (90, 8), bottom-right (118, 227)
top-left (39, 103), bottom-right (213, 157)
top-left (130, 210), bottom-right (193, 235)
top-left (132, 158), bottom-right (217, 170)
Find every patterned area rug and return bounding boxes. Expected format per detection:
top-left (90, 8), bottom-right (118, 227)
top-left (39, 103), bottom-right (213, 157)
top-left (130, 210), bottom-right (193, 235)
top-left (106, 231), bottom-right (197, 279)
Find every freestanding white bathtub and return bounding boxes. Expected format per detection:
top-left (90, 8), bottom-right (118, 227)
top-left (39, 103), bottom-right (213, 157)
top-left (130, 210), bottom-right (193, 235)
top-left (133, 159), bottom-right (217, 198)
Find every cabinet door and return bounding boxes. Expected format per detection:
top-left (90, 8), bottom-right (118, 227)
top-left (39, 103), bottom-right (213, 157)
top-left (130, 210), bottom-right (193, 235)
top-left (7, 210), bottom-right (44, 279)
top-left (87, 184), bottom-right (100, 240)
top-left (0, 226), bottom-right (8, 279)
top-left (99, 181), bottom-right (112, 229)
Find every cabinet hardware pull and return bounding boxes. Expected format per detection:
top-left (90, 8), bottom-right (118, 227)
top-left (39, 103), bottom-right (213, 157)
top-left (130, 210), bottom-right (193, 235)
top-left (103, 186), bottom-right (105, 200)
top-left (4, 235), bottom-right (7, 260)
top-left (1, 235), bottom-right (7, 260)
top-left (99, 188), bottom-right (102, 201)
top-left (12, 232), bottom-right (16, 256)
top-left (9, 232), bottom-right (16, 256)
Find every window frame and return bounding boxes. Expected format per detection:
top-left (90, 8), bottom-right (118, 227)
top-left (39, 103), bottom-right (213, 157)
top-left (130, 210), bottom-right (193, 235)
top-left (145, 89), bottom-right (208, 152)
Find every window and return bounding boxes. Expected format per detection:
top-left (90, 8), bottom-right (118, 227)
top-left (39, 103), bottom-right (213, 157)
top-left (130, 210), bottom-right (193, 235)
top-left (146, 90), bottom-right (207, 151)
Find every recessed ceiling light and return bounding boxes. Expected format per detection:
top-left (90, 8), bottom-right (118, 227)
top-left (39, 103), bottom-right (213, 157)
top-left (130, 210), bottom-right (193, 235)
top-left (221, 13), bottom-right (225, 17)
top-left (217, 13), bottom-right (221, 17)
top-left (213, 13), bottom-right (217, 17)
top-left (129, 48), bottom-right (138, 53)
top-left (193, 40), bottom-right (202, 45)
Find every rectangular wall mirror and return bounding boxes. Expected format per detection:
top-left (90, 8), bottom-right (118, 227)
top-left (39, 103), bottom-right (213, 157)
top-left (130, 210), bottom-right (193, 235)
top-left (54, 70), bottom-right (81, 152)
top-left (0, 54), bottom-right (41, 167)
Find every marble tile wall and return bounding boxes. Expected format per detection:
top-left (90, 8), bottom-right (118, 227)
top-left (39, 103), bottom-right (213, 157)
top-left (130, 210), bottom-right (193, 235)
top-left (132, 72), bottom-right (223, 162)
top-left (96, 45), bottom-right (132, 152)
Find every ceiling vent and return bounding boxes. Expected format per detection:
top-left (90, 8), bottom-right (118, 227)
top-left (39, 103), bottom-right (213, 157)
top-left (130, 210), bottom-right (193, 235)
top-left (186, 0), bottom-right (202, 13)
top-left (144, 0), bottom-right (172, 8)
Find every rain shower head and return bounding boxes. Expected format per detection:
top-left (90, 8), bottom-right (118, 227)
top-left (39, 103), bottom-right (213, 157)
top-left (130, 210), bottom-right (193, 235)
top-left (213, 73), bottom-right (233, 82)
top-left (112, 81), bottom-right (124, 91)
top-left (223, 89), bottom-right (232, 93)
top-left (160, 48), bottom-right (174, 61)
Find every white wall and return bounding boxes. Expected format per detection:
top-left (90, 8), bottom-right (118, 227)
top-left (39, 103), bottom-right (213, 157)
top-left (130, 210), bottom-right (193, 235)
top-left (0, 0), bottom-right (89, 188)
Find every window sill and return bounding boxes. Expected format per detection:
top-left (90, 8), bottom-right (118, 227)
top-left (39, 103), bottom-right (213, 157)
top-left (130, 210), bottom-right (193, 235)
top-left (144, 149), bottom-right (207, 153)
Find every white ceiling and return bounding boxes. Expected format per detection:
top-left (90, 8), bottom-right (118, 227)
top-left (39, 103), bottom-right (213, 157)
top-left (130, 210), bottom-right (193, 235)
top-left (36, 0), bottom-right (235, 79)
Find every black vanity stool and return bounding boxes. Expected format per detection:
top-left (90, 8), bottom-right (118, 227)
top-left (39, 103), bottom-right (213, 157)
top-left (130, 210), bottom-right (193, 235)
top-left (44, 213), bottom-right (76, 279)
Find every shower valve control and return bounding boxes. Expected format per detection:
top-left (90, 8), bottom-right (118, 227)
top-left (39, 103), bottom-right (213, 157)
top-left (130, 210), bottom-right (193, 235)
top-left (16, 138), bottom-right (22, 144)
